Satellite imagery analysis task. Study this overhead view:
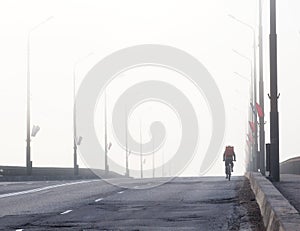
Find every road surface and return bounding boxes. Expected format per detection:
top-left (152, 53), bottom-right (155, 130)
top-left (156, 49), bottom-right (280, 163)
top-left (0, 176), bottom-right (264, 230)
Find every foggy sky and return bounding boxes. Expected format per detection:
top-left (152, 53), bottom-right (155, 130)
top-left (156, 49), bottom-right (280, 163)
top-left (0, 0), bottom-right (299, 176)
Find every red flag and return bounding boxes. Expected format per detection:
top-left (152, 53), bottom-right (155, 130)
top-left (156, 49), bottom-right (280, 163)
top-left (247, 133), bottom-right (253, 143)
top-left (249, 121), bottom-right (255, 132)
top-left (255, 103), bottom-right (264, 118)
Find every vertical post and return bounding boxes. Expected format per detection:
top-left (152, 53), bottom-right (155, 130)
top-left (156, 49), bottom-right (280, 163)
top-left (140, 120), bottom-right (143, 179)
top-left (259, 0), bottom-right (266, 175)
top-left (266, 143), bottom-right (271, 172)
top-left (233, 49), bottom-right (255, 172)
top-left (162, 148), bottom-right (164, 177)
top-left (253, 34), bottom-right (259, 172)
top-left (269, 0), bottom-right (280, 181)
top-left (125, 108), bottom-right (129, 177)
top-left (73, 53), bottom-right (93, 176)
top-left (229, 16), bottom-right (258, 172)
top-left (104, 91), bottom-right (109, 174)
top-left (26, 35), bottom-right (32, 176)
top-left (26, 17), bottom-right (53, 176)
top-left (73, 67), bottom-right (78, 176)
top-left (250, 63), bottom-right (256, 172)
top-left (248, 69), bottom-right (254, 172)
top-left (152, 138), bottom-right (155, 178)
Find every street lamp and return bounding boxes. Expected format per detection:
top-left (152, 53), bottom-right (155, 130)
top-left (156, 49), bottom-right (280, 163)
top-left (125, 107), bottom-right (129, 177)
top-left (162, 148), bottom-right (165, 177)
top-left (232, 49), bottom-right (257, 171)
top-left (73, 53), bottom-right (93, 175)
top-left (230, 14), bottom-right (259, 172)
top-left (258, 0), bottom-right (266, 176)
top-left (152, 137), bottom-right (155, 178)
top-left (125, 150), bottom-right (131, 177)
top-left (26, 17), bottom-right (53, 175)
top-left (233, 71), bottom-right (252, 171)
top-left (104, 91), bottom-right (109, 175)
top-left (29, 125), bottom-right (41, 172)
top-left (269, 0), bottom-right (280, 181)
top-left (140, 120), bottom-right (143, 179)
top-left (31, 125), bottom-right (41, 137)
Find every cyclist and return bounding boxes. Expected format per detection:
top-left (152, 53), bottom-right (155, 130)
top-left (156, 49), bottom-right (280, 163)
top-left (223, 146), bottom-right (236, 178)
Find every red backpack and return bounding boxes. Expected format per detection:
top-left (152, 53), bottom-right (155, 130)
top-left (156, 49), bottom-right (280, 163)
top-left (225, 146), bottom-right (234, 158)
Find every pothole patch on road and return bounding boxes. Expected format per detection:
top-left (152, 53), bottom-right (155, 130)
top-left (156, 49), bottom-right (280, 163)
top-left (203, 197), bottom-right (238, 204)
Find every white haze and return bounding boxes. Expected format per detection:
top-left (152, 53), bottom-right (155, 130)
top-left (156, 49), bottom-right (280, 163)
top-left (0, 0), bottom-right (299, 176)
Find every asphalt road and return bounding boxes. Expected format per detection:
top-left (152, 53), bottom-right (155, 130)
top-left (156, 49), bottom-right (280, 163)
top-left (0, 176), bottom-right (264, 230)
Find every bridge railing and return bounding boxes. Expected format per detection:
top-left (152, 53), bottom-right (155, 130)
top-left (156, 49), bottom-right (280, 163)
top-left (280, 157), bottom-right (300, 175)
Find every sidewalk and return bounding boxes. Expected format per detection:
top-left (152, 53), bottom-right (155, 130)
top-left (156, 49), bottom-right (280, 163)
top-left (273, 174), bottom-right (300, 213)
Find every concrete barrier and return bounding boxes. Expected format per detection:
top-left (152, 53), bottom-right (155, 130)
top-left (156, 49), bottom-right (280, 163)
top-left (246, 172), bottom-right (300, 231)
top-left (0, 166), bottom-right (126, 181)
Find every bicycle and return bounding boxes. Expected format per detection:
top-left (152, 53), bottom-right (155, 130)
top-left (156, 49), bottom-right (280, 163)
top-left (225, 163), bottom-right (232, 181)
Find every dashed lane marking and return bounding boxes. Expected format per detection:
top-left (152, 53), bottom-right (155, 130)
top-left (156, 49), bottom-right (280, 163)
top-left (60, 210), bottom-right (72, 215)
top-left (95, 198), bottom-right (103, 202)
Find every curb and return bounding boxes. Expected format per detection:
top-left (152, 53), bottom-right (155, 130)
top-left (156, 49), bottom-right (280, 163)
top-left (245, 172), bottom-right (300, 231)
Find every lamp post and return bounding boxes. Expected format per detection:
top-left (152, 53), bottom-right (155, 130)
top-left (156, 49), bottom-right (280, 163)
top-left (104, 91), bottom-right (109, 175)
top-left (258, 0), bottom-right (266, 176)
top-left (73, 53), bottom-right (92, 175)
top-left (162, 148), bottom-right (164, 177)
top-left (125, 150), bottom-right (130, 177)
top-left (269, 0), bottom-right (280, 181)
top-left (230, 14), bottom-right (259, 171)
top-left (125, 108), bottom-right (129, 177)
top-left (233, 49), bottom-right (257, 171)
top-left (26, 17), bottom-right (53, 175)
top-left (233, 71), bottom-right (252, 171)
top-left (140, 120), bottom-right (143, 179)
top-left (73, 68), bottom-right (79, 176)
top-left (152, 138), bottom-right (155, 178)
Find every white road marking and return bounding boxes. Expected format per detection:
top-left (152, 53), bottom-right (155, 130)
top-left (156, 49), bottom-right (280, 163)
top-left (134, 186), bottom-right (139, 189)
top-left (15, 229), bottom-right (23, 231)
top-left (95, 198), bottom-right (103, 202)
top-left (118, 191), bottom-right (124, 194)
top-left (60, 209), bottom-right (72, 215)
top-left (0, 180), bottom-right (100, 199)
